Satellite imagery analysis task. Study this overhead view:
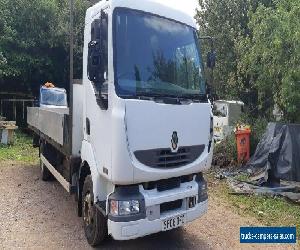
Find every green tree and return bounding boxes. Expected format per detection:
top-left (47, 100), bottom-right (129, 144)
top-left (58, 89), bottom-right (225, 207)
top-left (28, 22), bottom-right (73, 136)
top-left (236, 0), bottom-right (300, 122)
top-left (0, 0), bottom-right (89, 96)
top-left (196, 0), bottom-right (273, 100)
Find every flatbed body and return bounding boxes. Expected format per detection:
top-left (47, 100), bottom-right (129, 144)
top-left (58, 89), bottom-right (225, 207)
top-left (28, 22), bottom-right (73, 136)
top-left (27, 107), bottom-right (70, 155)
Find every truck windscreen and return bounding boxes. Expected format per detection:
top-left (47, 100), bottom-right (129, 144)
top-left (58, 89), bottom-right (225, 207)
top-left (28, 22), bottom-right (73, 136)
top-left (113, 8), bottom-right (206, 99)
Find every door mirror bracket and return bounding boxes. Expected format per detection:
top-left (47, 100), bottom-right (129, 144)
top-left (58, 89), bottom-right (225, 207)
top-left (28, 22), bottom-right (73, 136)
top-left (87, 11), bottom-right (109, 110)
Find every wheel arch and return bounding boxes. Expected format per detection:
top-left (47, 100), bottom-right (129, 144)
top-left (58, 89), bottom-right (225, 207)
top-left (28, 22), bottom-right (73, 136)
top-left (79, 141), bottom-right (113, 216)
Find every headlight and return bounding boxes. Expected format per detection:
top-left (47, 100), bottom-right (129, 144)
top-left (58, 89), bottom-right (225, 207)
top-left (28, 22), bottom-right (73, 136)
top-left (110, 200), bottom-right (140, 216)
top-left (200, 182), bottom-right (207, 192)
top-left (110, 200), bottom-right (119, 216)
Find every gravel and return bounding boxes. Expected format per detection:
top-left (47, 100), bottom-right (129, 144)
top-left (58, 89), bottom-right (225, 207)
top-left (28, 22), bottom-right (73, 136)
top-left (0, 163), bottom-right (294, 250)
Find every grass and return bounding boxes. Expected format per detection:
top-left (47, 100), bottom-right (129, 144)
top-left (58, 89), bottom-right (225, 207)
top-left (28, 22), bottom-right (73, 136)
top-left (207, 173), bottom-right (300, 239)
top-left (0, 130), bottom-right (39, 165)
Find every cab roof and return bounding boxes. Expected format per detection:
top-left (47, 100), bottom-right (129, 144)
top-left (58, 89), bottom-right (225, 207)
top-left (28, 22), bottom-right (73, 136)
top-left (86, 0), bottom-right (197, 28)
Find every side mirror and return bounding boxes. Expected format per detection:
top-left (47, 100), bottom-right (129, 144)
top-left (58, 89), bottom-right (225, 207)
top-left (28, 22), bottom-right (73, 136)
top-left (207, 51), bottom-right (216, 69)
top-left (87, 12), bottom-right (109, 110)
top-left (87, 40), bottom-right (102, 82)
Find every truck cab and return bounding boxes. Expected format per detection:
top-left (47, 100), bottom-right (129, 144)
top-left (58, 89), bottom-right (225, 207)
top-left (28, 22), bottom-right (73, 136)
top-left (28, 0), bottom-right (214, 246)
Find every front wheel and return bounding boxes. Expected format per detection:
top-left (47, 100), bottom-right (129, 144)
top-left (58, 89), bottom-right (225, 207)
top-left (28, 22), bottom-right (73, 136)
top-left (82, 175), bottom-right (107, 246)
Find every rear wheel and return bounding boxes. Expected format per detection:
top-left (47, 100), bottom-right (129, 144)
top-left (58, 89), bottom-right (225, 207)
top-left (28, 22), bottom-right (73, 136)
top-left (39, 142), bottom-right (54, 181)
top-left (82, 175), bottom-right (107, 246)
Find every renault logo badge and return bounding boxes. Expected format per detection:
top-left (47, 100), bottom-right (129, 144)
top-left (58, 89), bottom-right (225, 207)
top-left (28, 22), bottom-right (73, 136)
top-left (171, 131), bottom-right (178, 151)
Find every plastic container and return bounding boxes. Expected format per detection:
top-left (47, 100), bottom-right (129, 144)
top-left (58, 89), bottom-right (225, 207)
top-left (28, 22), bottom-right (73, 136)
top-left (40, 86), bottom-right (68, 108)
top-left (235, 126), bottom-right (251, 164)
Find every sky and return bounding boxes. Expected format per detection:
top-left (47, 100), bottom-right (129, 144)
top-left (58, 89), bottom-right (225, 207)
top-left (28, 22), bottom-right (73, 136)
top-left (158, 0), bottom-right (199, 18)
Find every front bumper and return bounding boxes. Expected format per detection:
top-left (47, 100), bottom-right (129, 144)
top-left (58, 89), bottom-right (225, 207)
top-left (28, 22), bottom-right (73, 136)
top-left (108, 199), bottom-right (208, 240)
top-left (107, 176), bottom-right (208, 240)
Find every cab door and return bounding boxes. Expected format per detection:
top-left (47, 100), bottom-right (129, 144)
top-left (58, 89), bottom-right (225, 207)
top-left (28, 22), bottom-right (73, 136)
top-left (84, 9), bottom-right (112, 179)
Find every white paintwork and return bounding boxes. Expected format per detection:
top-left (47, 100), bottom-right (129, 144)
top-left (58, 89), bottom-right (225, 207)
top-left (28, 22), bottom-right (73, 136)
top-left (125, 100), bottom-right (212, 183)
top-left (108, 175), bottom-right (207, 240)
top-left (81, 2), bottom-right (213, 233)
top-left (140, 179), bottom-right (199, 207)
top-left (72, 84), bottom-right (84, 156)
top-left (81, 140), bottom-right (114, 201)
top-left (108, 200), bottom-right (208, 240)
top-left (82, 0), bottom-right (213, 186)
top-left (39, 104), bottom-right (67, 109)
top-left (125, 101), bottom-right (211, 152)
top-left (157, 0), bottom-right (198, 18)
top-left (83, 3), bottom-right (113, 187)
top-left (87, 0), bottom-right (197, 28)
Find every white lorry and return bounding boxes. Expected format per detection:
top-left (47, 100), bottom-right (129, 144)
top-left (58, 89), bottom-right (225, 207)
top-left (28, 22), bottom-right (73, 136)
top-left (213, 100), bottom-right (244, 142)
top-left (28, 0), bottom-right (214, 246)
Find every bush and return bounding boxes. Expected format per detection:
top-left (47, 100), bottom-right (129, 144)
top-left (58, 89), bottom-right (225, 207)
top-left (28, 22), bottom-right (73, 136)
top-left (213, 132), bottom-right (237, 167)
top-left (240, 114), bottom-right (268, 155)
top-left (213, 115), bottom-right (268, 167)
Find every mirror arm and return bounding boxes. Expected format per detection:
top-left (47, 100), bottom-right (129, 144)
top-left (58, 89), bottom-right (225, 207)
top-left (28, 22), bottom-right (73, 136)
top-left (93, 81), bottom-right (108, 110)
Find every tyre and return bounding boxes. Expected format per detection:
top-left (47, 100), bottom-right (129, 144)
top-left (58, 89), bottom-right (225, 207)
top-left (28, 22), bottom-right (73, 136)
top-left (40, 142), bottom-right (54, 181)
top-left (82, 175), bottom-right (107, 246)
top-left (40, 159), bottom-right (53, 181)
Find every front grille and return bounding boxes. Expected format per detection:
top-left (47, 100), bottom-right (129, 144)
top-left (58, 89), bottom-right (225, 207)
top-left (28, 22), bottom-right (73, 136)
top-left (142, 174), bottom-right (194, 192)
top-left (157, 148), bottom-right (190, 168)
top-left (160, 199), bottom-right (183, 214)
top-left (134, 145), bottom-right (205, 169)
top-left (157, 177), bottom-right (180, 192)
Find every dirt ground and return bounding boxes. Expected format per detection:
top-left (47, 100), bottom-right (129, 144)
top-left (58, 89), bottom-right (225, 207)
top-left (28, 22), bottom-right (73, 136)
top-left (0, 163), bottom-right (297, 250)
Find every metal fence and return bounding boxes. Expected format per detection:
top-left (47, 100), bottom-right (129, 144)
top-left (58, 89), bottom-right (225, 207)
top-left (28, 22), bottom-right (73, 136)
top-left (0, 99), bottom-right (35, 127)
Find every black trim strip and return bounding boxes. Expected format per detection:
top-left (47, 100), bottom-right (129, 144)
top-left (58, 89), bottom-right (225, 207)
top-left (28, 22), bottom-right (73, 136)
top-left (196, 173), bottom-right (208, 203)
top-left (134, 145), bottom-right (205, 169)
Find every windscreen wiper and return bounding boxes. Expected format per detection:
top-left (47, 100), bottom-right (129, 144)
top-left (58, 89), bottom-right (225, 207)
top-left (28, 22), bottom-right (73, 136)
top-left (178, 94), bottom-right (208, 102)
top-left (136, 92), bottom-right (184, 104)
top-left (136, 92), bottom-right (178, 99)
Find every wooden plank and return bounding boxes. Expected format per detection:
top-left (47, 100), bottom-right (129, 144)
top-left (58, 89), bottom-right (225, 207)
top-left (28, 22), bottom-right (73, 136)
top-left (0, 121), bottom-right (18, 130)
top-left (41, 154), bottom-right (71, 193)
top-left (0, 126), bottom-right (17, 130)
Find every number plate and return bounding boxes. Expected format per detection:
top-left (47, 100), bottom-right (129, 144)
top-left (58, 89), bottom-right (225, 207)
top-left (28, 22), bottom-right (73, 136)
top-left (162, 214), bottom-right (185, 231)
